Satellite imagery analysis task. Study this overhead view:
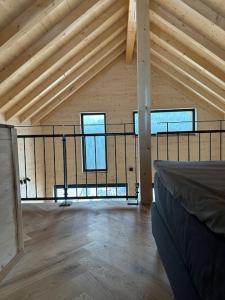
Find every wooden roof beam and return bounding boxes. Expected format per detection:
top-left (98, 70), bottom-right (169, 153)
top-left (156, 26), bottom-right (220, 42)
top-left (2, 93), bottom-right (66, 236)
top-left (153, 0), bottom-right (225, 49)
top-left (30, 45), bottom-right (126, 124)
top-left (5, 20), bottom-right (127, 121)
top-left (181, 0), bottom-right (225, 30)
top-left (0, 0), bottom-right (123, 99)
top-left (0, 0), bottom-right (33, 31)
top-left (150, 2), bottom-right (225, 74)
top-left (151, 41), bottom-right (225, 108)
top-left (14, 30), bottom-right (127, 122)
top-left (150, 33), bottom-right (225, 102)
top-left (0, 0), bottom-right (84, 83)
top-left (0, 0), bottom-right (127, 111)
top-left (154, 67), bottom-right (224, 119)
top-left (125, 0), bottom-right (136, 63)
top-left (150, 26), bottom-right (225, 91)
top-left (151, 55), bottom-right (225, 114)
top-left (202, 0), bottom-right (225, 18)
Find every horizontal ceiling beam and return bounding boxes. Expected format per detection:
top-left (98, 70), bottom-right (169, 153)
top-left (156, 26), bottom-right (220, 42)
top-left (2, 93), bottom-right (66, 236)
top-left (31, 45), bottom-right (125, 124)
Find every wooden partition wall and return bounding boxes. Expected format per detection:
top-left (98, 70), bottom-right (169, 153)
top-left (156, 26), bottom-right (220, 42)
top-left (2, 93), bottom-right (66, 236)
top-left (0, 126), bottom-right (24, 281)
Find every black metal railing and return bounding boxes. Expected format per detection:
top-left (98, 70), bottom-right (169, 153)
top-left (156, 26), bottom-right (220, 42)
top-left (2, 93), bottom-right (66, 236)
top-left (153, 129), bottom-right (225, 162)
top-left (17, 125), bottom-right (139, 203)
top-left (16, 120), bottom-right (225, 203)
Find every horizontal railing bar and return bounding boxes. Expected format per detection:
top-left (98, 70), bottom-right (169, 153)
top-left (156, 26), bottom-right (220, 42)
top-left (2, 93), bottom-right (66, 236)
top-left (158, 120), bottom-right (225, 124)
top-left (157, 129), bottom-right (225, 135)
top-left (17, 132), bottom-right (136, 138)
top-left (21, 196), bottom-right (138, 200)
top-left (15, 122), bottom-right (134, 128)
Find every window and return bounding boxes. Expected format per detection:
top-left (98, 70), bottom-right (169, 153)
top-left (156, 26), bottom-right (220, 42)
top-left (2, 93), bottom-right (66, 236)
top-left (55, 184), bottom-right (127, 199)
top-left (81, 113), bottom-right (107, 171)
top-left (133, 109), bottom-right (195, 134)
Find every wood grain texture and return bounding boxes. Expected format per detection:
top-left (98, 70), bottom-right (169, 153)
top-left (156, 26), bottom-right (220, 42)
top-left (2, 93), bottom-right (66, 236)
top-left (0, 202), bottom-right (173, 300)
top-left (0, 127), bottom-right (24, 281)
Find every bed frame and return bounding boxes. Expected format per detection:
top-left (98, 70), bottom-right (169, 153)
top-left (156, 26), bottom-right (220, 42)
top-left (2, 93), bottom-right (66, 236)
top-left (151, 203), bottom-right (200, 300)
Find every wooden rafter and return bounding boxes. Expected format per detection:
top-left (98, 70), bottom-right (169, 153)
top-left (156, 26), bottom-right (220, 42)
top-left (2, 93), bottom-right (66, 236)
top-left (0, 0), bottom-right (85, 83)
top-left (19, 34), bottom-right (126, 122)
top-left (151, 55), bottom-right (225, 114)
top-left (150, 36), bottom-right (225, 105)
top-left (203, 0), bottom-right (225, 18)
top-left (155, 67), bottom-right (224, 118)
top-left (151, 51), bottom-right (225, 112)
top-left (6, 19), bottom-right (127, 121)
top-left (0, 0), bottom-right (122, 100)
top-left (150, 26), bottom-right (225, 90)
top-left (0, 0), bottom-right (127, 111)
top-left (31, 45), bottom-right (125, 124)
top-left (150, 2), bottom-right (225, 73)
top-left (154, 0), bottom-right (225, 50)
top-left (151, 21), bottom-right (225, 88)
top-left (125, 0), bottom-right (136, 64)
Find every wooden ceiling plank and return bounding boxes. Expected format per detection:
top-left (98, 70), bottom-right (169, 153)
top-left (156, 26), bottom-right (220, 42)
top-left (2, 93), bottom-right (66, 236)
top-left (181, 0), bottom-right (225, 30)
top-left (125, 0), bottom-right (136, 63)
top-left (8, 27), bottom-right (127, 121)
top-left (153, 0), bottom-right (225, 50)
top-left (0, 0), bottom-right (33, 31)
top-left (150, 3), bottom-right (225, 74)
top-left (150, 34), bottom-right (225, 103)
top-left (151, 24), bottom-right (225, 89)
top-left (0, 0), bottom-right (84, 82)
top-left (20, 38), bottom-right (125, 122)
top-left (154, 67), bottom-right (224, 118)
top-left (203, 0), bottom-right (225, 18)
top-left (151, 50), bottom-right (225, 111)
top-left (0, 0), bottom-right (122, 99)
top-left (151, 55), bottom-right (225, 114)
top-left (150, 26), bottom-right (225, 91)
top-left (0, 1), bottom-right (127, 111)
top-left (30, 45), bottom-right (125, 124)
top-left (0, 0), bottom-right (77, 47)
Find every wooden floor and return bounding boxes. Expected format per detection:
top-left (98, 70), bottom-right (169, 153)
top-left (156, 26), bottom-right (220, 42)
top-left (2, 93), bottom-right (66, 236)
top-left (0, 201), bottom-right (173, 300)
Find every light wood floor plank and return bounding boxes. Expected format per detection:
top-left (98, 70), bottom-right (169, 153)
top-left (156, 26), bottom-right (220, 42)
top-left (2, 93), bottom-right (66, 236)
top-left (0, 202), bottom-right (173, 300)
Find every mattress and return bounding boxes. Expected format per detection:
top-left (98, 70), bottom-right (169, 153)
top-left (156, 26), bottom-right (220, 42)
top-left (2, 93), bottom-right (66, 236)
top-left (154, 160), bottom-right (225, 236)
top-left (154, 173), bottom-right (225, 300)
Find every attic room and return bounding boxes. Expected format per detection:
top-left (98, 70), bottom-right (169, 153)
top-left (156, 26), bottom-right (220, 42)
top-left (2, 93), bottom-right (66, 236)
top-left (0, 0), bottom-right (225, 299)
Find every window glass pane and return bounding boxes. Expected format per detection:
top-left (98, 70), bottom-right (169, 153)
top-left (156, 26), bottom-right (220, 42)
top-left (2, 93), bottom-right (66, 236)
top-left (82, 114), bottom-right (107, 170)
top-left (56, 185), bottom-right (127, 199)
top-left (134, 110), bottom-right (194, 134)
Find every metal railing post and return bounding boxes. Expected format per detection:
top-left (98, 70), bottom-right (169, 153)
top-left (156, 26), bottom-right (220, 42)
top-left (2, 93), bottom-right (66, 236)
top-left (60, 135), bottom-right (71, 207)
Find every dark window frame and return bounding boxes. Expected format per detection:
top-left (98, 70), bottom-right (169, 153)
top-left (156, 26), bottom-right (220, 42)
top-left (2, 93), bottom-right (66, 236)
top-left (81, 112), bottom-right (108, 172)
top-left (55, 183), bottom-right (128, 198)
top-left (133, 108), bottom-right (196, 135)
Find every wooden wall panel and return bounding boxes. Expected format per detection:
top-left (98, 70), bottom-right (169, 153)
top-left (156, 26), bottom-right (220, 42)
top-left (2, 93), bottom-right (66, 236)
top-left (0, 127), bottom-right (24, 281)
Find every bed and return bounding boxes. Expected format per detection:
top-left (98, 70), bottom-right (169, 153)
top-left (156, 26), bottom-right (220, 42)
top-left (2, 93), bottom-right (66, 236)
top-left (152, 161), bottom-right (225, 300)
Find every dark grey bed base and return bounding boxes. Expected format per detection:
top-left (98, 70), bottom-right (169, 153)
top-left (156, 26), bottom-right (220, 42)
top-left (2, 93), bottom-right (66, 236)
top-left (151, 203), bottom-right (200, 300)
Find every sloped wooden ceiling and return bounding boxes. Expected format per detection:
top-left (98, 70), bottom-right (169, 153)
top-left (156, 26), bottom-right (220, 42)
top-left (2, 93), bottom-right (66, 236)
top-left (0, 0), bottom-right (224, 124)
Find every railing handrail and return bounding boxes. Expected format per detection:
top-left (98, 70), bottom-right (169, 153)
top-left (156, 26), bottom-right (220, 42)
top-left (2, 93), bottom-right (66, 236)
top-left (17, 132), bottom-right (136, 138)
top-left (156, 129), bottom-right (225, 136)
